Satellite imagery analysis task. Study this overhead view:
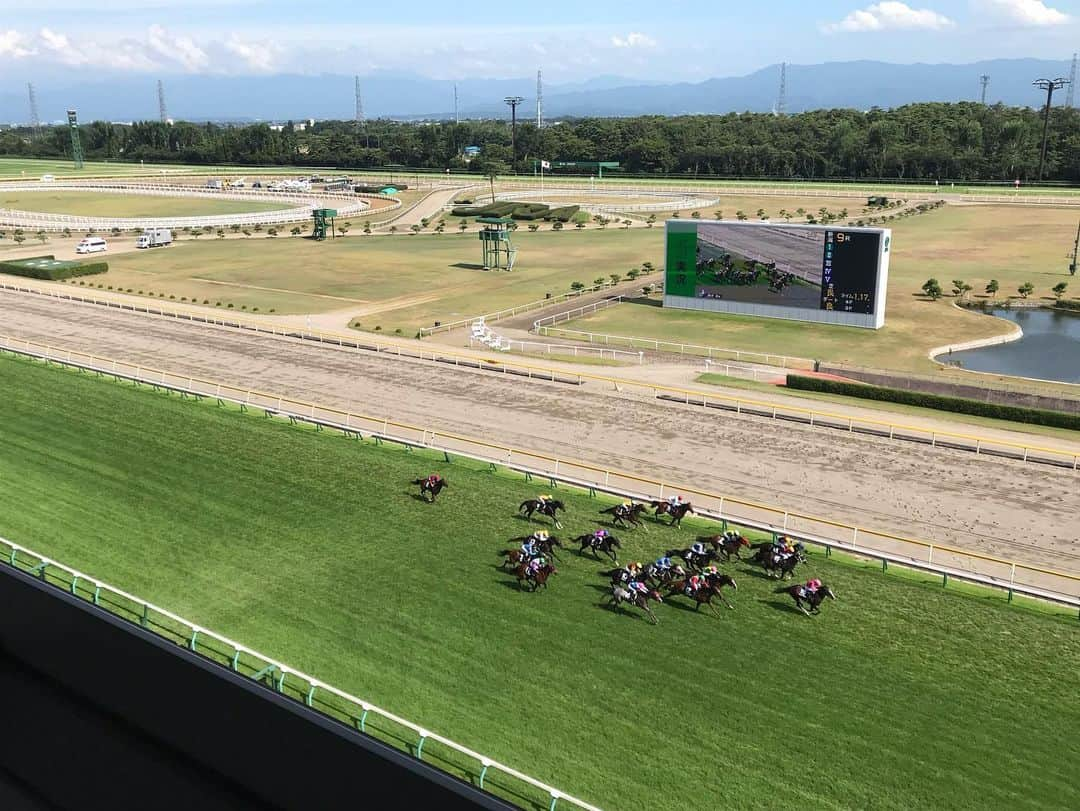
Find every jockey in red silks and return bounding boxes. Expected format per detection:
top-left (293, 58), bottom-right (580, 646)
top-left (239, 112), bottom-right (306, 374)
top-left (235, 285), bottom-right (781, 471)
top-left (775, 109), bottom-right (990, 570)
top-left (426, 474), bottom-right (441, 486)
top-left (688, 574), bottom-right (705, 593)
top-left (806, 578), bottom-right (823, 594)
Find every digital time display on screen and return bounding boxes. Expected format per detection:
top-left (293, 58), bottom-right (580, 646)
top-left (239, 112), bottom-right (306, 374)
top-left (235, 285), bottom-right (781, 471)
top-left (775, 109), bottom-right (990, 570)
top-left (819, 231), bottom-right (881, 315)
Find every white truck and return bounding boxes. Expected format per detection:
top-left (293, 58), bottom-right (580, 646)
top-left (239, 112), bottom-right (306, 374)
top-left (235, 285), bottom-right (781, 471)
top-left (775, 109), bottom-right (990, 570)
top-left (136, 228), bottom-right (173, 249)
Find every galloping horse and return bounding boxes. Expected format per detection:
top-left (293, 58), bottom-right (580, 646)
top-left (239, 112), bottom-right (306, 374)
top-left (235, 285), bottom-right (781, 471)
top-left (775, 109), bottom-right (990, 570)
top-left (643, 562), bottom-right (687, 589)
top-left (600, 565), bottom-right (645, 588)
top-left (607, 584), bottom-right (663, 625)
top-left (412, 476), bottom-right (448, 502)
top-left (666, 547), bottom-right (718, 572)
top-left (575, 532), bottom-right (621, 562)
top-left (599, 502), bottom-right (649, 530)
top-left (698, 533), bottom-right (751, 562)
top-left (514, 562), bottom-right (557, 592)
top-left (751, 543), bottom-right (806, 579)
top-left (778, 583), bottom-right (837, 616)
top-left (509, 534), bottom-right (564, 561)
top-left (650, 501), bottom-right (695, 528)
top-left (667, 574), bottom-right (738, 615)
top-left (519, 499), bottom-right (567, 529)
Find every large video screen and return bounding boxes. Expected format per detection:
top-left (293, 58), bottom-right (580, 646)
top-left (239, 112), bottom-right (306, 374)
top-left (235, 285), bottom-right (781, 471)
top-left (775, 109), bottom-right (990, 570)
top-left (664, 220), bottom-right (891, 329)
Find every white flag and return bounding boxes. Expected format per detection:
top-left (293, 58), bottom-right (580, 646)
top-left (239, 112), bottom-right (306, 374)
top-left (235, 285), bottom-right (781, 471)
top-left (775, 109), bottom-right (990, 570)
top-left (540, 160), bottom-right (551, 170)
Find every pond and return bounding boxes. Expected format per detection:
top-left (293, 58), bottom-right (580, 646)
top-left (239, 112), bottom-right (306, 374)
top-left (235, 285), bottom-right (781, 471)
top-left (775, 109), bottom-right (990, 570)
top-left (945, 307), bottom-right (1080, 384)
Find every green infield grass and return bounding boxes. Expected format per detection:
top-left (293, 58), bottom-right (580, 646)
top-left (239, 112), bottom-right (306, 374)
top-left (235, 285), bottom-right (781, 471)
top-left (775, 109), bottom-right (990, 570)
top-left (0, 351), bottom-right (1077, 810)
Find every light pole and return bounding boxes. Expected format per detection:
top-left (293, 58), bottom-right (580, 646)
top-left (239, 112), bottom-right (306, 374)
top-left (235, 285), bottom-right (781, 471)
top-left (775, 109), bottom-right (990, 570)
top-left (1033, 77), bottom-right (1070, 182)
top-left (503, 96), bottom-right (524, 166)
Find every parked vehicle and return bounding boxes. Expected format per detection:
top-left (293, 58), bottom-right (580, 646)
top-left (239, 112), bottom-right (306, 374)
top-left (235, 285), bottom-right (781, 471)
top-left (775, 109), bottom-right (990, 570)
top-left (75, 237), bottom-right (107, 254)
top-left (136, 228), bottom-right (173, 249)
top-left (206, 179), bottom-right (223, 190)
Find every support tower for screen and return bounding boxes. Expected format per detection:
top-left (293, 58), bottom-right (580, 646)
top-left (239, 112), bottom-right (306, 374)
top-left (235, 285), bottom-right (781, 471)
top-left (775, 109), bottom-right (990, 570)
top-left (67, 109), bottom-right (84, 170)
top-left (478, 217), bottom-right (516, 271)
top-left (312, 208), bottom-right (338, 241)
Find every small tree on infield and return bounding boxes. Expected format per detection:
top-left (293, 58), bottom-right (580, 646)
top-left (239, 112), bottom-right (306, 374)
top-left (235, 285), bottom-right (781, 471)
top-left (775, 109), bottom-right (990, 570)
top-left (242, 229), bottom-right (252, 238)
top-left (570, 281), bottom-right (586, 291)
top-left (646, 214), bottom-right (657, 228)
top-left (609, 273), bottom-right (621, 286)
top-left (623, 219), bottom-right (632, 229)
top-left (1018, 282), bottom-right (1035, 299)
top-left (528, 223), bottom-right (539, 232)
top-left (552, 221), bottom-right (564, 231)
top-left (691, 211), bottom-right (701, 219)
top-left (458, 221), bottom-right (468, 234)
top-left (593, 277), bottom-right (606, 287)
top-left (1052, 281), bottom-right (1068, 300)
top-left (714, 210), bottom-right (724, 220)
top-left (627, 268), bottom-right (640, 281)
top-left (735, 210), bottom-right (747, 221)
top-left (951, 279), bottom-right (972, 300)
top-left (36, 230), bottom-right (47, 244)
top-left (575, 221), bottom-right (586, 229)
top-left (922, 278), bottom-right (943, 300)
top-left (389, 225), bottom-right (398, 235)
top-left (363, 223), bottom-right (372, 235)
top-left (410, 224), bottom-right (421, 235)
top-left (985, 279), bottom-right (999, 297)
top-left (757, 208), bottom-right (767, 220)
top-left (267, 227), bottom-right (278, 238)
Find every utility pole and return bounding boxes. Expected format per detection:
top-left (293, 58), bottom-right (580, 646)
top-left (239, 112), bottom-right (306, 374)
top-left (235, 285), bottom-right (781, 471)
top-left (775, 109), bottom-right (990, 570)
top-left (27, 83), bottom-right (41, 139)
top-left (536, 69), bottom-right (543, 129)
top-left (1067, 54), bottom-right (1078, 108)
top-left (1071, 219), bottom-right (1079, 276)
top-left (979, 74), bottom-right (990, 105)
top-left (158, 79), bottom-right (168, 123)
top-left (1033, 77), bottom-right (1070, 182)
top-left (504, 95), bottom-right (524, 165)
top-left (776, 62), bottom-right (787, 116)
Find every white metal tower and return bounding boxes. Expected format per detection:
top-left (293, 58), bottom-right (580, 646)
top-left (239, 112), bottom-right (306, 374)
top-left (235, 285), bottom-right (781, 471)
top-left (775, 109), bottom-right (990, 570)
top-left (158, 79), bottom-right (168, 123)
top-left (1067, 54), bottom-right (1078, 108)
top-left (27, 83), bottom-right (41, 138)
top-left (776, 63), bottom-right (788, 116)
top-left (536, 68), bottom-right (543, 129)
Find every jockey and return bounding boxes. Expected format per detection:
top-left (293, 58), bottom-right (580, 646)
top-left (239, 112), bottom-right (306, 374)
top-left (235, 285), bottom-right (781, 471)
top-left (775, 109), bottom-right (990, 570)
top-left (534, 530), bottom-right (550, 543)
top-left (654, 556), bottom-right (673, 572)
top-left (620, 499), bottom-right (633, 510)
top-left (426, 474), bottom-right (441, 486)
top-left (627, 561), bottom-right (643, 579)
top-left (723, 530), bottom-right (740, 544)
top-left (521, 539), bottom-right (539, 559)
top-left (527, 556), bottom-right (546, 576)
top-left (806, 578), bottom-right (823, 594)
top-left (701, 565), bottom-right (720, 578)
top-left (667, 494), bottom-right (684, 509)
top-left (593, 528), bottom-right (608, 541)
top-left (537, 494), bottom-right (553, 508)
top-left (629, 580), bottom-right (649, 596)
top-left (690, 541), bottom-right (707, 557)
top-left (687, 574), bottom-right (705, 593)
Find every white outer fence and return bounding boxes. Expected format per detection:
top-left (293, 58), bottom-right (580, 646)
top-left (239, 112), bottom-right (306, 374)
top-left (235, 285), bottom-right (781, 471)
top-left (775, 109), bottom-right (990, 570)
top-left (494, 188), bottom-right (722, 213)
top-left (468, 335), bottom-right (644, 364)
top-left (418, 286), bottom-right (626, 337)
top-left (0, 534), bottom-right (602, 811)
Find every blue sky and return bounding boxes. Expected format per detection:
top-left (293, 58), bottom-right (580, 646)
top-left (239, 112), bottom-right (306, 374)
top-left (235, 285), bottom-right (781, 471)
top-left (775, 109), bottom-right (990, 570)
top-left (0, 1), bottom-right (1077, 82)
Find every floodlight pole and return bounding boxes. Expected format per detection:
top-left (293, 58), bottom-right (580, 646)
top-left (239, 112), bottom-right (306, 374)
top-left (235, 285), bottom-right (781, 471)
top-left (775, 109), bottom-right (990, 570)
top-left (1033, 78), bottom-right (1069, 182)
top-left (504, 96), bottom-right (524, 166)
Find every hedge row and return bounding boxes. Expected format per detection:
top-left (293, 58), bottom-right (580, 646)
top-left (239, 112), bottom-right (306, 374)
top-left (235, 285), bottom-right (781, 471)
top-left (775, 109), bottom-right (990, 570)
top-left (785, 374), bottom-right (1080, 430)
top-left (1054, 300), bottom-right (1080, 312)
top-left (354, 184), bottom-right (408, 193)
top-left (450, 201), bottom-right (581, 222)
top-left (0, 257), bottom-right (109, 281)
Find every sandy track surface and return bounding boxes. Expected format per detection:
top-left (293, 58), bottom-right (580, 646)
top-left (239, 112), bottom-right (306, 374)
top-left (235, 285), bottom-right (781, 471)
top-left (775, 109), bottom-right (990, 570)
top-left (2, 290), bottom-right (1077, 573)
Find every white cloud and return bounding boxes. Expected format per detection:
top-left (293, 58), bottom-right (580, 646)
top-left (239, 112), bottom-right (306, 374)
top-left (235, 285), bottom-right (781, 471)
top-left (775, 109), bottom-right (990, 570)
top-left (147, 24), bottom-right (209, 72)
top-left (224, 34), bottom-right (280, 73)
top-left (976, 0), bottom-right (1069, 26)
top-left (0, 28), bottom-right (34, 58)
top-left (611, 32), bottom-right (656, 49)
top-left (824, 2), bottom-right (954, 32)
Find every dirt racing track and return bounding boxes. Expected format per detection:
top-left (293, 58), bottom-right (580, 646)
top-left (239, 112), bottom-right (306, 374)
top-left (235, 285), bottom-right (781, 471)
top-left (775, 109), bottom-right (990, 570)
top-left (2, 288), bottom-right (1077, 579)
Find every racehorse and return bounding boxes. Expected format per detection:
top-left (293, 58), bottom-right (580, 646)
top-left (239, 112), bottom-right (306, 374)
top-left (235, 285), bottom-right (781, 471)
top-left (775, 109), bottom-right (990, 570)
top-left (666, 547), bottom-right (718, 572)
top-left (650, 501), bottom-right (695, 528)
top-left (751, 543), bottom-right (807, 579)
top-left (412, 476), bottom-right (448, 502)
top-left (666, 574), bottom-right (738, 615)
top-left (509, 535), bottom-right (563, 561)
top-left (599, 502), bottom-right (649, 530)
top-left (643, 562), bottom-right (687, 588)
top-left (698, 533), bottom-right (751, 562)
top-left (499, 549), bottom-right (530, 569)
top-left (778, 583), bottom-right (837, 616)
top-left (514, 562), bottom-right (557, 592)
top-left (575, 532), bottom-right (621, 562)
top-left (607, 584), bottom-right (663, 625)
top-left (600, 565), bottom-right (645, 587)
top-left (519, 499), bottom-right (567, 529)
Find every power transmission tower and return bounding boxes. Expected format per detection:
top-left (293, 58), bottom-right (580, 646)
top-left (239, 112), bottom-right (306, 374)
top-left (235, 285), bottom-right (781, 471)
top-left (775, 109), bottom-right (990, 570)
top-left (504, 95), bottom-right (523, 163)
top-left (158, 79), bottom-right (168, 123)
top-left (66, 109), bottom-right (84, 170)
top-left (453, 84), bottom-right (459, 124)
top-left (27, 83), bottom-right (41, 139)
top-left (776, 62), bottom-right (788, 116)
top-left (979, 74), bottom-right (990, 105)
top-left (536, 68), bottom-right (543, 129)
top-left (354, 75), bottom-right (364, 124)
top-left (1033, 77), bottom-right (1070, 181)
top-left (1067, 54), bottom-right (1078, 108)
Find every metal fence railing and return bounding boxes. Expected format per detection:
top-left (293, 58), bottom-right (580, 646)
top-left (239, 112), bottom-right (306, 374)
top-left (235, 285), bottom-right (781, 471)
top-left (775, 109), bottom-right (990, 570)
top-left (0, 534), bottom-right (602, 811)
top-left (418, 287), bottom-right (624, 337)
top-left (2, 281), bottom-right (1078, 472)
top-left (1, 333), bottom-right (1078, 608)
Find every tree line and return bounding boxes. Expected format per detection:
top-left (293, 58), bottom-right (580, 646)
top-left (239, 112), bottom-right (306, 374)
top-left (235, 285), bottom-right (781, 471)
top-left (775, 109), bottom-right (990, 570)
top-left (2, 101), bottom-right (1079, 182)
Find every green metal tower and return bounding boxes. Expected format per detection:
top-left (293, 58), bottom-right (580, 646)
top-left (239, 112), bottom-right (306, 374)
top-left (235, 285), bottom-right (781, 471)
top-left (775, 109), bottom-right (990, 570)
top-left (311, 208), bottom-right (337, 241)
top-left (66, 109), bottom-right (84, 170)
top-left (477, 217), bottom-right (517, 270)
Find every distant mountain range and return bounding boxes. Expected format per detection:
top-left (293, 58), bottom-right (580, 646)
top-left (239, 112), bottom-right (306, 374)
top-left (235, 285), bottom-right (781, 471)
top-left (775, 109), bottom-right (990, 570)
top-left (1, 59), bottom-right (1074, 124)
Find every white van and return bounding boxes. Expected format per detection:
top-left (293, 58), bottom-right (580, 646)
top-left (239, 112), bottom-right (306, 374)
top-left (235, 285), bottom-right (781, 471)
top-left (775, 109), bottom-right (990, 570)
top-left (75, 237), bottom-right (108, 255)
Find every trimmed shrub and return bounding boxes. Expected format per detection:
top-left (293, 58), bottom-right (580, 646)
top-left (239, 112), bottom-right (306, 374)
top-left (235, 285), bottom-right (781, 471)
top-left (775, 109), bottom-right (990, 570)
top-left (0, 256), bottom-right (108, 280)
top-left (785, 374), bottom-right (1080, 430)
top-left (543, 205), bottom-right (581, 223)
